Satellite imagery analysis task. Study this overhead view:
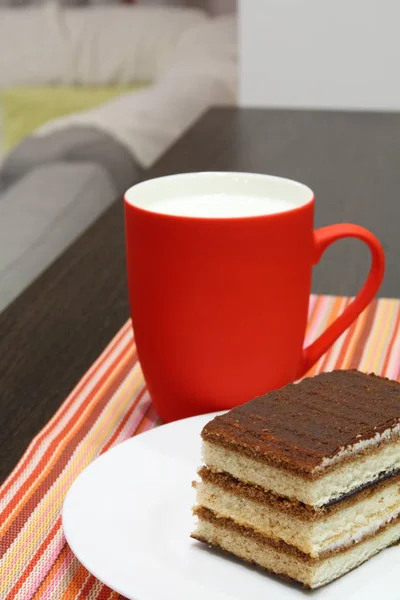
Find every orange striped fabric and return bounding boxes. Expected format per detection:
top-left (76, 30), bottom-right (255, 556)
top-left (1, 295), bottom-right (400, 600)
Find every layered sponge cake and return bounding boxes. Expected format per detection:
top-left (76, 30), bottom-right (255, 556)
top-left (192, 370), bottom-right (400, 588)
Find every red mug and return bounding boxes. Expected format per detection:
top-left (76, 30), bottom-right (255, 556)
top-left (124, 172), bottom-right (385, 422)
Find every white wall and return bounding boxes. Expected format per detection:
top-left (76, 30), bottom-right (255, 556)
top-left (239, 0), bottom-right (400, 111)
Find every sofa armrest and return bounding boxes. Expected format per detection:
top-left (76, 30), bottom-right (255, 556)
top-left (0, 127), bottom-right (140, 196)
top-left (0, 162), bottom-right (117, 313)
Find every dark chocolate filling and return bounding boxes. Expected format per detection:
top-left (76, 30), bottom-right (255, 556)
top-left (198, 467), bottom-right (400, 519)
top-left (324, 465), bottom-right (400, 507)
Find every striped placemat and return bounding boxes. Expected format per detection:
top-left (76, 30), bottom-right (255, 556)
top-left (1, 294), bottom-right (400, 600)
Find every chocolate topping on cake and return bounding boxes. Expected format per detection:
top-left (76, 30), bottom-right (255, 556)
top-left (202, 370), bottom-right (400, 474)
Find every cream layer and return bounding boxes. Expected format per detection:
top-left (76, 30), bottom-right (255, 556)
top-left (193, 515), bottom-right (400, 588)
top-left (203, 439), bottom-right (400, 507)
top-left (195, 478), bottom-right (400, 556)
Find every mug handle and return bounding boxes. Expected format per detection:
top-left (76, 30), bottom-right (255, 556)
top-left (299, 223), bottom-right (385, 376)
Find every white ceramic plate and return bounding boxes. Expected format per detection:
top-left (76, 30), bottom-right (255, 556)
top-left (63, 413), bottom-right (399, 600)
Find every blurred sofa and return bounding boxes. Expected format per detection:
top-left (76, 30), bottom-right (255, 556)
top-left (0, 5), bottom-right (237, 312)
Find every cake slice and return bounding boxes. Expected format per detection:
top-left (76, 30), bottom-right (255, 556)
top-left (192, 370), bottom-right (400, 588)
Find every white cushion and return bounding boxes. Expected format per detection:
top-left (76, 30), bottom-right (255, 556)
top-left (0, 4), bottom-right (207, 87)
top-left (36, 15), bottom-right (238, 167)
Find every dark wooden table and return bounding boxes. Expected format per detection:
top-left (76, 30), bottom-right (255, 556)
top-left (1, 107), bottom-right (400, 482)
